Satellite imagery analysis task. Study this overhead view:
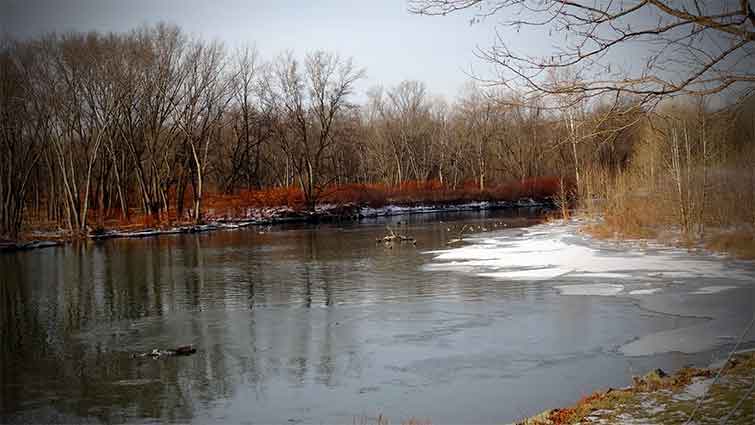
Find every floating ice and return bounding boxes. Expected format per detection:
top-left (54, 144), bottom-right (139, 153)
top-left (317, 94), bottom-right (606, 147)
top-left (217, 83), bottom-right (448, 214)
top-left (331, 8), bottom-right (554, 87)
top-left (570, 272), bottom-right (635, 279)
top-left (691, 286), bottom-right (738, 295)
top-left (555, 283), bottom-right (624, 296)
top-left (480, 267), bottom-right (571, 281)
top-left (427, 221), bottom-right (755, 356)
top-left (426, 222), bottom-right (752, 284)
top-left (629, 288), bottom-right (662, 295)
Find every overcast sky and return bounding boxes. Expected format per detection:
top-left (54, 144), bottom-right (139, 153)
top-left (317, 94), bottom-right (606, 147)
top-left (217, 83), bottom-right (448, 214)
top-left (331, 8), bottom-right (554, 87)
top-left (3, 1), bottom-right (751, 106)
top-left (2, 0), bottom-right (532, 101)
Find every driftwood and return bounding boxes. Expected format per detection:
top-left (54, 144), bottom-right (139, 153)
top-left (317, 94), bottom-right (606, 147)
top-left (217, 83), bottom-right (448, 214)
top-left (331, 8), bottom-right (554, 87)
top-left (133, 344), bottom-right (197, 359)
top-left (446, 224), bottom-right (470, 245)
top-left (376, 225), bottom-right (416, 246)
top-left (445, 221), bottom-right (509, 245)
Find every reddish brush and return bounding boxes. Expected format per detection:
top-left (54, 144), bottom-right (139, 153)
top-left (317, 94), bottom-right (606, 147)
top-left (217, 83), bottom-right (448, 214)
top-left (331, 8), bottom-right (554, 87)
top-left (44, 176), bottom-right (566, 233)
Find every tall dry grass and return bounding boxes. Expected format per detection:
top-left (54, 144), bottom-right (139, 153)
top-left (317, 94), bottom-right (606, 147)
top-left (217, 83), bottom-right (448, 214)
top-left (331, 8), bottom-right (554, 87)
top-left (581, 103), bottom-right (755, 258)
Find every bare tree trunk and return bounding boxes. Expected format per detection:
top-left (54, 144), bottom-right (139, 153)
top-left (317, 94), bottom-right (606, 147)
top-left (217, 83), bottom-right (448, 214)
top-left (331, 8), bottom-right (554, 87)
top-left (106, 142), bottom-right (129, 220)
top-left (670, 126), bottom-right (689, 236)
top-left (699, 110), bottom-right (708, 238)
top-left (190, 142), bottom-right (203, 223)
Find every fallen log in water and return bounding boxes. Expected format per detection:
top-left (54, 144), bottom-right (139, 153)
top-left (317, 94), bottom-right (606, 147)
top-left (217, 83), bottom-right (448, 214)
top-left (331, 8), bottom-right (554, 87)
top-left (133, 344), bottom-right (197, 359)
top-left (376, 226), bottom-right (416, 245)
top-left (446, 224), bottom-right (471, 245)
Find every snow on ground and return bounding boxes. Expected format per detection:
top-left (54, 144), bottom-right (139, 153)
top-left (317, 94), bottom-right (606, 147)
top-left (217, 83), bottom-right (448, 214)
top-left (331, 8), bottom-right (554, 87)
top-left (425, 220), bottom-right (755, 355)
top-left (672, 377), bottom-right (714, 401)
top-left (357, 199), bottom-right (549, 218)
top-left (359, 202), bottom-right (494, 217)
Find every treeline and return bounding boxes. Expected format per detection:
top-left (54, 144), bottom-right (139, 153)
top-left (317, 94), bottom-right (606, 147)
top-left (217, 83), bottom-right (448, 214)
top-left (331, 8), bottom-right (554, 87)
top-left (1, 24), bottom-right (753, 241)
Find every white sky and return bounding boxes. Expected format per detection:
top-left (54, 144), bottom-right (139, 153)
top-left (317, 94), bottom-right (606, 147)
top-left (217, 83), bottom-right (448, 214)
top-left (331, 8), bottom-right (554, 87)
top-left (6, 1), bottom-right (746, 105)
top-left (3, 0), bottom-right (526, 101)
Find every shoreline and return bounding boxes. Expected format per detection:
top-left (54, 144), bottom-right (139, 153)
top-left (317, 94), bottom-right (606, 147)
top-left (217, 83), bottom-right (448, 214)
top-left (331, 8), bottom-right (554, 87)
top-left (1, 199), bottom-right (553, 253)
top-left (515, 351), bottom-right (754, 425)
top-left (579, 213), bottom-right (755, 261)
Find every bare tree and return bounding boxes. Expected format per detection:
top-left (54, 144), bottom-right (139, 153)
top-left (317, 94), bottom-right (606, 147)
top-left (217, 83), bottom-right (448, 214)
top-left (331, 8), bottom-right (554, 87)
top-left (39, 34), bottom-right (124, 235)
top-left (456, 84), bottom-right (506, 190)
top-left (375, 81), bottom-right (438, 184)
top-left (495, 93), bottom-right (550, 182)
top-left (0, 40), bottom-right (44, 239)
top-left (175, 40), bottom-right (231, 223)
top-left (410, 0), bottom-right (755, 104)
top-left (11, 21), bottom-right (751, 242)
top-left (118, 24), bottom-right (188, 222)
top-left (270, 51), bottom-right (364, 211)
top-left (217, 46), bottom-right (276, 192)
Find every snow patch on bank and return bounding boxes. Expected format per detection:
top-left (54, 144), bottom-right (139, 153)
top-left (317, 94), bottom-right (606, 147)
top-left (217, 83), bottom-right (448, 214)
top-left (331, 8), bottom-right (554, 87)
top-left (357, 200), bottom-right (546, 218)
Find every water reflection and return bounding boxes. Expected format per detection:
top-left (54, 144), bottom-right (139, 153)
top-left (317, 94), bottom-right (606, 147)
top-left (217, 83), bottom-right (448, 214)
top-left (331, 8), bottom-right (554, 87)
top-left (1, 208), bottom-right (717, 424)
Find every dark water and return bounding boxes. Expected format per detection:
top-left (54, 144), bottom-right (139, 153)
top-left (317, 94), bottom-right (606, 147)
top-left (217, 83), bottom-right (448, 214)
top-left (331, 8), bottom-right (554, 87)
top-left (0, 210), bottom-right (729, 424)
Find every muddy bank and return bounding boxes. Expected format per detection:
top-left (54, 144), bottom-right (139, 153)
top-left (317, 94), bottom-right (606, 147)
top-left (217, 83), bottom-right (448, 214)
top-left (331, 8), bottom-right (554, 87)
top-left (517, 351), bottom-right (754, 425)
top-left (1, 199), bottom-right (552, 253)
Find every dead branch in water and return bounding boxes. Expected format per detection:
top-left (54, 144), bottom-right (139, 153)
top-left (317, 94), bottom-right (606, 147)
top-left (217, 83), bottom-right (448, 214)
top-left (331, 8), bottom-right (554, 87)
top-left (446, 224), bottom-right (471, 245)
top-left (377, 225), bottom-right (416, 246)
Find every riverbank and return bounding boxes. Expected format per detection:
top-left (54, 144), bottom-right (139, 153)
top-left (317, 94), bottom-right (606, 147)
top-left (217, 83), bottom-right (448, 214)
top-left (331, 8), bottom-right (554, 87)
top-left (516, 351), bottom-right (754, 425)
top-left (1, 199), bottom-right (552, 252)
top-left (580, 214), bottom-right (755, 260)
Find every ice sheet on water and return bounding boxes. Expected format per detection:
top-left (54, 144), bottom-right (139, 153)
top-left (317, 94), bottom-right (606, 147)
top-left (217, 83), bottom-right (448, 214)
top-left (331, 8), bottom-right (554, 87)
top-left (629, 288), bottom-right (663, 295)
top-left (690, 286), bottom-right (737, 295)
top-left (425, 221), bottom-right (755, 356)
top-left (480, 267), bottom-right (571, 281)
top-left (555, 283), bottom-right (624, 296)
top-left (425, 221), bottom-right (752, 285)
top-left (570, 272), bottom-right (635, 279)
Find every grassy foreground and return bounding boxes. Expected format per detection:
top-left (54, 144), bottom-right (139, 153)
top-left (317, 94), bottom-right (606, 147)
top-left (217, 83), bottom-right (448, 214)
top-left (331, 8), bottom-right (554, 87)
top-left (517, 352), bottom-right (754, 425)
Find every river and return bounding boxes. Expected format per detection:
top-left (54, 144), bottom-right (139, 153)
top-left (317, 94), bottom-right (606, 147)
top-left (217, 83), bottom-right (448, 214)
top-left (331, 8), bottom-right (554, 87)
top-left (1, 209), bottom-right (752, 424)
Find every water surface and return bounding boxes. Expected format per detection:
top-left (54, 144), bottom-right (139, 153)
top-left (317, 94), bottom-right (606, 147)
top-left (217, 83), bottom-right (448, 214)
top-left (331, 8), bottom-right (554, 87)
top-left (1, 210), bottom-right (750, 424)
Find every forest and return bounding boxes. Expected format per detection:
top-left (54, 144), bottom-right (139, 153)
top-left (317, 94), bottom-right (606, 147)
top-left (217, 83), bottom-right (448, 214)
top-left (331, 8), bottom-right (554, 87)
top-left (1, 15), bottom-right (753, 255)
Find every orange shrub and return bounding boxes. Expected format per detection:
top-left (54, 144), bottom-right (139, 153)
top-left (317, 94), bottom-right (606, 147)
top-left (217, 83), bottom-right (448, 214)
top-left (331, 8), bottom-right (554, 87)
top-left (320, 183), bottom-right (387, 207)
top-left (81, 176), bottom-right (566, 230)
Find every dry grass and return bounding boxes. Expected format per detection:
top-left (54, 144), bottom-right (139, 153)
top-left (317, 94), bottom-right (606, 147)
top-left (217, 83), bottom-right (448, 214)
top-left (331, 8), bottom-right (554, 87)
top-left (581, 165), bottom-right (755, 260)
top-left (518, 367), bottom-right (713, 425)
top-left (705, 230), bottom-right (755, 260)
top-left (582, 196), bottom-right (664, 241)
top-left (585, 216), bottom-right (755, 260)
